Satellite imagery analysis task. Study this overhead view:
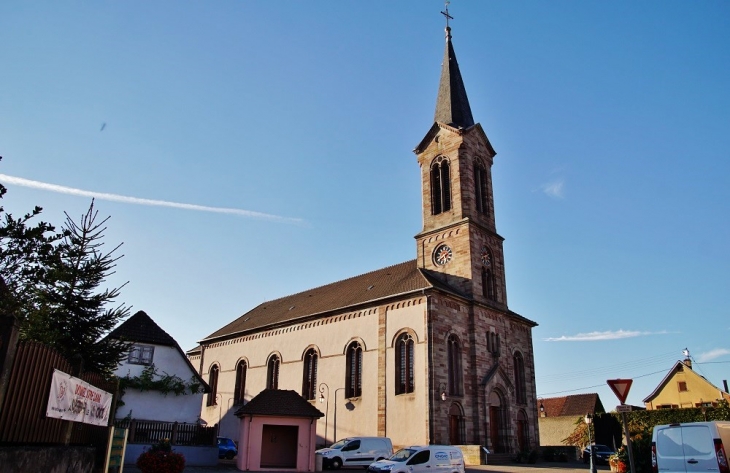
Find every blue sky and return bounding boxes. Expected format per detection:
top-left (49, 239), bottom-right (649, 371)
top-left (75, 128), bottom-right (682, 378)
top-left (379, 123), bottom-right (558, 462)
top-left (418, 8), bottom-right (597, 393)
top-left (1, 1), bottom-right (728, 408)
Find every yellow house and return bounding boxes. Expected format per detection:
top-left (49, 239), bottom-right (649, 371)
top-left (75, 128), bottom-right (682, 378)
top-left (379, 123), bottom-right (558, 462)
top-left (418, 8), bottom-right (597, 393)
top-left (643, 357), bottom-right (730, 410)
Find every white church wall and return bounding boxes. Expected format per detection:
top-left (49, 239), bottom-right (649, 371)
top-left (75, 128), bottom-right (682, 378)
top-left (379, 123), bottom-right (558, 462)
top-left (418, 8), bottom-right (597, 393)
top-left (385, 300), bottom-right (429, 447)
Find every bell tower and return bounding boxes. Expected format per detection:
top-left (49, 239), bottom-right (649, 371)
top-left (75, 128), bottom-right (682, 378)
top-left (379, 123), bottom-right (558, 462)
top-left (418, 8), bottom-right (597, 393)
top-left (414, 21), bottom-right (508, 308)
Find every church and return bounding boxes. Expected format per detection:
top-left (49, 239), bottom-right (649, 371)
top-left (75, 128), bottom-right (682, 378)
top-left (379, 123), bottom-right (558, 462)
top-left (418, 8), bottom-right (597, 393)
top-left (189, 15), bottom-right (539, 454)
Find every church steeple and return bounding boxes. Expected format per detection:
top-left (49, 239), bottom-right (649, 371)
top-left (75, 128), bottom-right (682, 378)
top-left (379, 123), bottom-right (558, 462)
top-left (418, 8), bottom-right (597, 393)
top-left (434, 25), bottom-right (474, 128)
top-left (415, 7), bottom-right (506, 306)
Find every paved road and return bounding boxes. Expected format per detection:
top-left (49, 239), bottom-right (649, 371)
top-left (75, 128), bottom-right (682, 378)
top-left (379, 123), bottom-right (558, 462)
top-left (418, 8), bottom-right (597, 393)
top-left (122, 460), bottom-right (607, 473)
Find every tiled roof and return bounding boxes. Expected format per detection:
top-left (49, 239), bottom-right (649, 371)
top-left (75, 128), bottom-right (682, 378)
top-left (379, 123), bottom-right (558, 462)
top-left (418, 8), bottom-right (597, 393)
top-left (108, 310), bottom-right (211, 393)
top-left (234, 389), bottom-right (324, 419)
top-left (108, 310), bottom-right (177, 346)
top-left (539, 393), bottom-right (604, 417)
top-left (202, 261), bottom-right (434, 341)
top-left (200, 260), bottom-right (536, 345)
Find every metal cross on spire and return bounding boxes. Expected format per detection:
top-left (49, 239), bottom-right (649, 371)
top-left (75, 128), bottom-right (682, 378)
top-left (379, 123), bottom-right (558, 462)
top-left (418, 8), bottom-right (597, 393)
top-left (441, 0), bottom-right (453, 28)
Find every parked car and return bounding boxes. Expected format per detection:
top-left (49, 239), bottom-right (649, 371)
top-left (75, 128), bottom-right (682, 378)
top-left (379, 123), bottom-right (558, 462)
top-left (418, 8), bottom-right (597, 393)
top-left (582, 444), bottom-right (614, 464)
top-left (316, 437), bottom-right (393, 469)
top-left (652, 421), bottom-right (730, 473)
top-left (218, 437), bottom-right (238, 459)
top-left (367, 445), bottom-right (465, 473)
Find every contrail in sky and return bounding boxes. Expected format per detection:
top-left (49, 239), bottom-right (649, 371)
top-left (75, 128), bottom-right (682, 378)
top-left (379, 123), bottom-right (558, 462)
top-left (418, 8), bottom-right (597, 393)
top-left (0, 174), bottom-right (304, 224)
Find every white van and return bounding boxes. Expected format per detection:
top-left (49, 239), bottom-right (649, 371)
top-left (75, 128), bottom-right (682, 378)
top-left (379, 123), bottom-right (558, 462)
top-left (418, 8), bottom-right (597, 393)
top-left (317, 437), bottom-right (393, 469)
top-left (652, 421), bottom-right (730, 473)
top-left (367, 445), bottom-right (465, 473)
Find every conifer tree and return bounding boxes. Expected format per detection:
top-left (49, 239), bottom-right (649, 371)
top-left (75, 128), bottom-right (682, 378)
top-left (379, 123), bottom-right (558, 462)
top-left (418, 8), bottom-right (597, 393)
top-left (25, 200), bottom-right (131, 376)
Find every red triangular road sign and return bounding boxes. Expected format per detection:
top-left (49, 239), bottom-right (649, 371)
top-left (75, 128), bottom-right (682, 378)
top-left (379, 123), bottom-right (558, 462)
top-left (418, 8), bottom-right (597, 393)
top-left (607, 379), bottom-right (633, 404)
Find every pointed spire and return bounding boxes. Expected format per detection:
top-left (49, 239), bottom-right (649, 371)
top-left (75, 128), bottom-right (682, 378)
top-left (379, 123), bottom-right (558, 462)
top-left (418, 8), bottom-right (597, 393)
top-left (434, 23), bottom-right (475, 129)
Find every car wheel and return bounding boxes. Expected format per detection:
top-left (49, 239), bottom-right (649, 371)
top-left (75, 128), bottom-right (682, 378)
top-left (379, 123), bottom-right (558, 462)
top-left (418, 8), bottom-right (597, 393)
top-left (226, 451), bottom-right (235, 460)
top-left (331, 458), bottom-right (342, 470)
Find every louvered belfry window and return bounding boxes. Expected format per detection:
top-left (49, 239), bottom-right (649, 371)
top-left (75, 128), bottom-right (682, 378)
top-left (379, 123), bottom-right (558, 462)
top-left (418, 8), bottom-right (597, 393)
top-left (431, 157), bottom-right (451, 215)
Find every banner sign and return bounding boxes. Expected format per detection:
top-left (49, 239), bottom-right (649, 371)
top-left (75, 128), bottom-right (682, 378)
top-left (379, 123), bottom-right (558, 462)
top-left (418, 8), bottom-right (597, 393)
top-left (46, 369), bottom-right (112, 426)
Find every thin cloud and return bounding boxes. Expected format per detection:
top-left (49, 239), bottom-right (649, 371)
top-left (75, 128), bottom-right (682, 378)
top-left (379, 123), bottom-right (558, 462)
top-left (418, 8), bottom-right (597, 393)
top-left (540, 179), bottom-right (565, 199)
top-left (0, 174), bottom-right (303, 224)
top-left (544, 329), bottom-right (666, 342)
top-left (697, 348), bottom-right (730, 363)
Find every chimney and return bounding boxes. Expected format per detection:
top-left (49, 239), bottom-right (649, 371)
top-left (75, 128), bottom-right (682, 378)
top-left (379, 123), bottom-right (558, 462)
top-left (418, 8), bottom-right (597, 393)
top-left (724, 380), bottom-right (728, 393)
top-left (683, 348), bottom-right (692, 369)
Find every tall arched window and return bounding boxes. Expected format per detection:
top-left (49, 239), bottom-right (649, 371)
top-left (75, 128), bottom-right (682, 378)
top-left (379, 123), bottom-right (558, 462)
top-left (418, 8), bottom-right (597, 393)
top-left (345, 341), bottom-right (363, 398)
top-left (514, 351), bottom-right (527, 404)
top-left (431, 157), bottom-right (451, 215)
top-left (234, 360), bottom-right (247, 404)
top-left (447, 335), bottom-right (462, 396)
top-left (206, 364), bottom-right (219, 406)
top-left (302, 348), bottom-right (318, 400)
top-left (474, 161), bottom-right (489, 215)
top-left (267, 354), bottom-right (280, 390)
top-left (395, 333), bottom-right (414, 395)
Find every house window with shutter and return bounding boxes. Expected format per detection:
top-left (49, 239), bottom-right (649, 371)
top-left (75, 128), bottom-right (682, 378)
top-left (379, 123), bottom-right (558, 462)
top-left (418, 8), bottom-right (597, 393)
top-left (678, 381), bottom-right (688, 392)
top-left (128, 345), bottom-right (154, 365)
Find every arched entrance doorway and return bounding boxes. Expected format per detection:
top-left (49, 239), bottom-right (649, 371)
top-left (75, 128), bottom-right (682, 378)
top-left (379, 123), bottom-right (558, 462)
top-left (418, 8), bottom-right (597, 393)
top-left (448, 403), bottom-right (465, 445)
top-left (488, 391), bottom-right (507, 453)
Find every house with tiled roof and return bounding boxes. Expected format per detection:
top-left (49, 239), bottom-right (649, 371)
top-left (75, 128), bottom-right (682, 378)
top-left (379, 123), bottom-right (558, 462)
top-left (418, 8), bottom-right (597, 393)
top-left (233, 389), bottom-right (324, 471)
top-left (537, 394), bottom-right (606, 447)
top-left (643, 352), bottom-right (730, 410)
top-left (189, 12), bottom-right (538, 456)
top-left (109, 310), bottom-right (209, 424)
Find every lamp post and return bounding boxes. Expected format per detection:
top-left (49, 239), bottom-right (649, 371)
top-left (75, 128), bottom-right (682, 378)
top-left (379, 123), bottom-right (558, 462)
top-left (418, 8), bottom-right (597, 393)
top-left (333, 387), bottom-right (345, 443)
top-left (319, 383), bottom-right (330, 446)
top-left (585, 413), bottom-right (597, 473)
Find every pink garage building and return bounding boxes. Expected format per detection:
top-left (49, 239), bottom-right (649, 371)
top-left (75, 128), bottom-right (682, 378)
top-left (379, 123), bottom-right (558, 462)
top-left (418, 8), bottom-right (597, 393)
top-left (235, 389), bottom-right (324, 472)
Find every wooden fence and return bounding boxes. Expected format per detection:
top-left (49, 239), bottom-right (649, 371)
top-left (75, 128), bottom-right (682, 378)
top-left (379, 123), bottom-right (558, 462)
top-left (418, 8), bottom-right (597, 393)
top-left (0, 339), bottom-right (118, 445)
top-left (114, 419), bottom-right (216, 446)
top-left (0, 315), bottom-right (117, 448)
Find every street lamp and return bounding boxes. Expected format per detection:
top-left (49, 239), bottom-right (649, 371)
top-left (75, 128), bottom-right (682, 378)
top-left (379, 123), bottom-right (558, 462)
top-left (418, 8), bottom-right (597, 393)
top-left (438, 382), bottom-right (447, 402)
top-left (333, 387), bottom-right (345, 443)
top-left (319, 383), bottom-right (329, 446)
top-left (585, 413), bottom-right (597, 473)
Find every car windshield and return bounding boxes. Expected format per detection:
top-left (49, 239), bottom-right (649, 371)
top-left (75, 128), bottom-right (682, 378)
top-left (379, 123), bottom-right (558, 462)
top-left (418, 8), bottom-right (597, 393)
top-left (389, 449), bottom-right (417, 462)
top-left (329, 439), bottom-right (350, 449)
top-left (592, 445), bottom-right (612, 453)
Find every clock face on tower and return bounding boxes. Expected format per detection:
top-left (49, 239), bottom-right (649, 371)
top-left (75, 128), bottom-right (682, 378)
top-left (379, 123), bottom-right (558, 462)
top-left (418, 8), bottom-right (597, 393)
top-left (433, 244), bottom-right (453, 265)
top-left (480, 246), bottom-right (491, 266)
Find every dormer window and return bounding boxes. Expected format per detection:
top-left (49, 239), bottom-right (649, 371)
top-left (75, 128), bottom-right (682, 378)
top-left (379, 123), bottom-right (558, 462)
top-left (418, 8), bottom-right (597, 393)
top-left (128, 345), bottom-right (154, 365)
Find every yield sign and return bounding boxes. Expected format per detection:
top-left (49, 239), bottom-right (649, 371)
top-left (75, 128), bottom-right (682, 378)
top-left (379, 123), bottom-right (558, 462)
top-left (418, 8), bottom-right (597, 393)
top-left (607, 379), bottom-right (633, 404)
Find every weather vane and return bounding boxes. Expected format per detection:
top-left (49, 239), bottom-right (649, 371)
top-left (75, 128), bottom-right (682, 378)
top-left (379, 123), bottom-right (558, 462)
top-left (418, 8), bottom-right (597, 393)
top-left (441, 0), bottom-right (453, 28)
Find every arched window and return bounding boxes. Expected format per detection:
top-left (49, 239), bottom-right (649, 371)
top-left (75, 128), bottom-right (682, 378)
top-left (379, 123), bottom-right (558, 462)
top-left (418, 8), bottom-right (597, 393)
top-left (487, 331), bottom-right (501, 357)
top-left (234, 360), bottom-right (247, 404)
top-left (302, 348), bottom-right (318, 400)
top-left (474, 161), bottom-right (489, 215)
top-left (431, 157), bottom-right (451, 215)
top-left (345, 341), bottom-right (363, 398)
top-left (447, 335), bottom-right (462, 396)
top-left (206, 364), bottom-right (219, 406)
top-left (514, 351), bottom-right (527, 404)
top-left (395, 333), bottom-right (415, 395)
top-left (267, 354), bottom-right (280, 390)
